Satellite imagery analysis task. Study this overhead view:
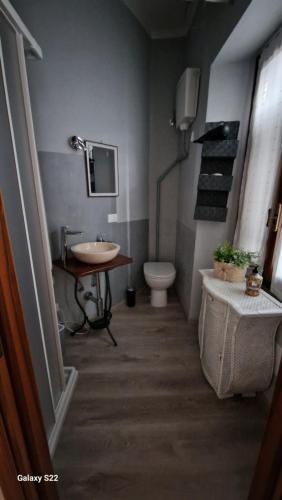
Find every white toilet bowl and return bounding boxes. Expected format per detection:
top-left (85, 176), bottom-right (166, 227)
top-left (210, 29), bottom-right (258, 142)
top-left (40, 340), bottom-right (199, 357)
top-left (144, 262), bottom-right (176, 307)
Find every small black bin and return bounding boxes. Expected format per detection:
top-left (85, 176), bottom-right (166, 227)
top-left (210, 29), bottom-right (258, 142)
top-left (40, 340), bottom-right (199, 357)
top-left (126, 287), bottom-right (136, 307)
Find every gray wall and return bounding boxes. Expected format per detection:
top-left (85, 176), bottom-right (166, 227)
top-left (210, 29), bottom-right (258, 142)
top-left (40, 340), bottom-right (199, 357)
top-left (40, 149), bottom-right (148, 322)
top-left (175, 0), bottom-right (253, 318)
top-left (176, 0), bottom-right (282, 320)
top-left (148, 38), bottom-right (186, 262)
top-left (174, 0), bottom-right (282, 406)
top-left (189, 59), bottom-right (255, 318)
top-left (12, 0), bottom-right (150, 320)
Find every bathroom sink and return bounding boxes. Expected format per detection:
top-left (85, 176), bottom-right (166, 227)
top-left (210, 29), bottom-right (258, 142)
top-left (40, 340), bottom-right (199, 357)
top-left (71, 242), bottom-right (120, 264)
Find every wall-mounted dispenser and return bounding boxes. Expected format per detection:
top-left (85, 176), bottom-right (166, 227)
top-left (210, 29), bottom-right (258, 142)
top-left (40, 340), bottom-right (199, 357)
top-left (176, 67), bottom-right (200, 130)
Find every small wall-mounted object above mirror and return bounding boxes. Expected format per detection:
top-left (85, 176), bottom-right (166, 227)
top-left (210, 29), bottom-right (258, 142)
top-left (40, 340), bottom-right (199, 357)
top-left (85, 141), bottom-right (118, 197)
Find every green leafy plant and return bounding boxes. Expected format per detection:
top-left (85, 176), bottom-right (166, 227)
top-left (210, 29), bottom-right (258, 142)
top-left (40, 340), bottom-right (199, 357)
top-left (213, 242), bottom-right (256, 269)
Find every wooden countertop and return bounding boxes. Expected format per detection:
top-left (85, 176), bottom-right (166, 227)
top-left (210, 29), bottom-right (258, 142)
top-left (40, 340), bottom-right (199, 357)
top-left (53, 254), bottom-right (132, 279)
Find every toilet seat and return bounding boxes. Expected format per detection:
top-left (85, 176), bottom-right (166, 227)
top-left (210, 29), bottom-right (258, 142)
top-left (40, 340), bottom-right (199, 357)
top-left (144, 262), bottom-right (175, 279)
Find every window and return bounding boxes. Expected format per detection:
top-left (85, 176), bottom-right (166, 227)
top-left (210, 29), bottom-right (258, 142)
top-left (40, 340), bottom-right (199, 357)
top-left (234, 27), bottom-right (282, 296)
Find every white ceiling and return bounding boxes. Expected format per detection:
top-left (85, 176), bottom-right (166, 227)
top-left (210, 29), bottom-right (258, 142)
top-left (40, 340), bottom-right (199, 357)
top-left (214, 0), bottom-right (282, 63)
top-left (122, 0), bottom-right (230, 39)
top-left (122, 0), bottom-right (194, 39)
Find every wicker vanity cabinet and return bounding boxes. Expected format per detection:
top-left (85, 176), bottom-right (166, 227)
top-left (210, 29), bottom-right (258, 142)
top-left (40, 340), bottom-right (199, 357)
top-left (199, 270), bottom-right (282, 399)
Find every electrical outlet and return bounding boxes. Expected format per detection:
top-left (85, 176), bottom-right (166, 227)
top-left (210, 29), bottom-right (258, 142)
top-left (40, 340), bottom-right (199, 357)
top-left (108, 213), bottom-right (118, 223)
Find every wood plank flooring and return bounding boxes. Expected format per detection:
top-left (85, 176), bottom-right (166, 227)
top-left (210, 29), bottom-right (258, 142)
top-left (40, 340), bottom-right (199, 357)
top-left (53, 290), bottom-right (266, 500)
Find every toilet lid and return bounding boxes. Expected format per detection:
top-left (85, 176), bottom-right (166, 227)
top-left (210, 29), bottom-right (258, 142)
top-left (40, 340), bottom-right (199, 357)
top-left (144, 262), bottom-right (176, 279)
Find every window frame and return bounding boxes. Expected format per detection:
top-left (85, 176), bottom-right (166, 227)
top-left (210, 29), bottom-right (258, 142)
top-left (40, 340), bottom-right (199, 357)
top-left (263, 155), bottom-right (282, 290)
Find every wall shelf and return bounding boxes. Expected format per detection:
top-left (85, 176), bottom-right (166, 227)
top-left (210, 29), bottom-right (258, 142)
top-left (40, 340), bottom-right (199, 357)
top-left (194, 206), bottom-right (227, 222)
top-left (194, 120), bottom-right (240, 223)
top-left (202, 139), bottom-right (238, 159)
top-left (200, 158), bottom-right (233, 175)
top-left (193, 123), bottom-right (229, 143)
top-left (197, 191), bottom-right (228, 208)
top-left (198, 174), bottom-right (233, 192)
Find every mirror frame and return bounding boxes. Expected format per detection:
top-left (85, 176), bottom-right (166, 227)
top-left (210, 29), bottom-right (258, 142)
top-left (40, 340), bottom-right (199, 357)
top-left (85, 140), bottom-right (119, 197)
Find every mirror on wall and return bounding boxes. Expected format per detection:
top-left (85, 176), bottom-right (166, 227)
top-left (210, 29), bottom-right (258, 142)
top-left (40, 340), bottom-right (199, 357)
top-left (85, 141), bottom-right (118, 197)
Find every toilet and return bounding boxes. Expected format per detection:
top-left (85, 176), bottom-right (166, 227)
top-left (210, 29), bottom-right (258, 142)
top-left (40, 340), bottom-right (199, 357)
top-left (144, 262), bottom-right (176, 307)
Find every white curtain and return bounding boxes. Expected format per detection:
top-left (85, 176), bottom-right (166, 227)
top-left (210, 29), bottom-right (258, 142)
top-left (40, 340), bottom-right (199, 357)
top-left (234, 28), bottom-right (282, 261)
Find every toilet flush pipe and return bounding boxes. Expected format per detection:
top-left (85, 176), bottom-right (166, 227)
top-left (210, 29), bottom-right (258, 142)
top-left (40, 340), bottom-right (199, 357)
top-left (155, 126), bottom-right (192, 261)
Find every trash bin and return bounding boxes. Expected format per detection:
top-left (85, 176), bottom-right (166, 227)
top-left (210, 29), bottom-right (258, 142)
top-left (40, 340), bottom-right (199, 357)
top-left (126, 287), bottom-right (136, 307)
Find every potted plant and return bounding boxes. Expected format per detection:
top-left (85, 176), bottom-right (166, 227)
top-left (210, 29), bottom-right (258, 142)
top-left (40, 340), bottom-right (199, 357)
top-left (213, 242), bottom-right (255, 283)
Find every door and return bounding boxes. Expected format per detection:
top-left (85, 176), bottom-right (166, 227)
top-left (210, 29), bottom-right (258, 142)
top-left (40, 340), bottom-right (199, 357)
top-left (248, 359), bottom-right (282, 499)
top-left (0, 193), bottom-right (58, 500)
top-left (0, 412), bottom-right (26, 500)
top-left (0, 357), bottom-right (37, 500)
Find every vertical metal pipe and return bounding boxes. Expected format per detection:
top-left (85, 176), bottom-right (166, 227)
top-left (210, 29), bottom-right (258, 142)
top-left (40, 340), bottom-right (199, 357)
top-left (155, 128), bottom-right (191, 261)
top-left (156, 179), bottom-right (161, 261)
top-left (95, 272), bottom-right (103, 317)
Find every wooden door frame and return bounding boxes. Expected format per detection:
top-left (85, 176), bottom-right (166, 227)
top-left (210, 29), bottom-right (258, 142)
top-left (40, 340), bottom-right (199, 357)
top-left (263, 154), bottom-right (282, 287)
top-left (0, 194), bottom-right (58, 499)
top-left (248, 359), bottom-right (282, 499)
top-left (0, 412), bottom-right (28, 500)
top-left (0, 349), bottom-right (38, 500)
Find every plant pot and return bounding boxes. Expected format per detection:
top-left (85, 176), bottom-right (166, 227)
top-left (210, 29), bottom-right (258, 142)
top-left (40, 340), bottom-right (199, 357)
top-left (214, 261), bottom-right (246, 283)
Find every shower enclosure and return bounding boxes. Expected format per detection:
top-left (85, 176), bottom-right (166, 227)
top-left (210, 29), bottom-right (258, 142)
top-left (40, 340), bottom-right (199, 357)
top-left (0, 0), bottom-right (76, 455)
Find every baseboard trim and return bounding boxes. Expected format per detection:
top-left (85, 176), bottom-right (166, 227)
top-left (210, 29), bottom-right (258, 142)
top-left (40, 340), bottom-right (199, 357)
top-left (111, 298), bottom-right (126, 310)
top-left (48, 366), bottom-right (78, 456)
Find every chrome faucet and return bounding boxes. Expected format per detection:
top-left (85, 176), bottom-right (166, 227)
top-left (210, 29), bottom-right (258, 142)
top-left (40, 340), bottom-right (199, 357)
top-left (61, 226), bottom-right (84, 266)
top-left (96, 232), bottom-right (112, 243)
top-left (96, 233), bottom-right (107, 242)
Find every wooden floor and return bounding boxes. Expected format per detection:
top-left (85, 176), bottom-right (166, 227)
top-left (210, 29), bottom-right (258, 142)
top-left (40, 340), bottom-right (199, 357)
top-left (53, 290), bottom-right (266, 500)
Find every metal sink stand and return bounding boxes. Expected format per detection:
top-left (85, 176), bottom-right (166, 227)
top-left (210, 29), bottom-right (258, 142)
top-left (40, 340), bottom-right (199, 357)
top-left (72, 270), bottom-right (117, 346)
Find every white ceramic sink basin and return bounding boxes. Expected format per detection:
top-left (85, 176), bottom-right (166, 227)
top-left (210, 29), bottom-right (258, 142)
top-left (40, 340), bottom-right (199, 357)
top-left (71, 242), bottom-right (120, 264)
